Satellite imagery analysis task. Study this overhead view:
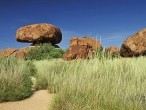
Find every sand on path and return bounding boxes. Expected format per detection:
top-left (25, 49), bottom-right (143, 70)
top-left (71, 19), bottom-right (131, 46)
top-left (0, 90), bottom-right (54, 110)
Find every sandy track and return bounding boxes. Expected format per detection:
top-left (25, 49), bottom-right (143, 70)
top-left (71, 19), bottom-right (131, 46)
top-left (0, 90), bottom-right (54, 110)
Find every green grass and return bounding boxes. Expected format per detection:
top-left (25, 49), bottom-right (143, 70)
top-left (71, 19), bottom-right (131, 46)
top-left (34, 57), bottom-right (146, 110)
top-left (0, 57), bottom-right (32, 102)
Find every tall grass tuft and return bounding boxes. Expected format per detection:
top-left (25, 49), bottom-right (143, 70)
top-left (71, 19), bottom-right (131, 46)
top-left (34, 57), bottom-right (146, 110)
top-left (0, 57), bottom-right (32, 102)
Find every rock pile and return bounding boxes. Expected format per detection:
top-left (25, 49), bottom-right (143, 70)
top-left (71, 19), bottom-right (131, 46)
top-left (63, 37), bottom-right (103, 60)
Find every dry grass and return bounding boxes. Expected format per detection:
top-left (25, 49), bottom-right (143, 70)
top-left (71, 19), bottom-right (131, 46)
top-left (0, 57), bottom-right (32, 102)
top-left (34, 57), bottom-right (146, 110)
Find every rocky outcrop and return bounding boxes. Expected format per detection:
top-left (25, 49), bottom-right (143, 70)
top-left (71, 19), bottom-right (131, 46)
top-left (105, 46), bottom-right (120, 56)
top-left (16, 23), bottom-right (62, 44)
top-left (14, 46), bottom-right (35, 59)
top-left (120, 28), bottom-right (146, 57)
top-left (63, 37), bottom-right (103, 60)
top-left (70, 37), bottom-right (102, 49)
top-left (13, 49), bottom-right (26, 59)
top-left (0, 48), bottom-right (16, 57)
top-left (0, 46), bottom-right (35, 59)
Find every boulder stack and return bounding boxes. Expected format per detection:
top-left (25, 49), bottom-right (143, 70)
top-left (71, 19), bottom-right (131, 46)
top-left (0, 23), bottom-right (62, 60)
top-left (63, 37), bottom-right (103, 60)
top-left (120, 28), bottom-right (146, 57)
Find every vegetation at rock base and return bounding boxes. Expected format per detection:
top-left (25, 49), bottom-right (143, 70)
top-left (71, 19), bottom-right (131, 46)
top-left (94, 50), bottom-right (120, 60)
top-left (0, 57), bottom-right (33, 102)
top-left (1, 50), bottom-right (146, 110)
top-left (33, 57), bottom-right (146, 110)
top-left (26, 43), bottom-right (65, 60)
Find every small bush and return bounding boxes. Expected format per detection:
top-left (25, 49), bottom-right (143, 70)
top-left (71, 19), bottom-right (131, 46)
top-left (0, 57), bottom-right (32, 102)
top-left (26, 43), bottom-right (65, 60)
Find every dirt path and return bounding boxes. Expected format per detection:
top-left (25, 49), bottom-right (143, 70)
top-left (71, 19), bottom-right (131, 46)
top-left (0, 90), bottom-right (54, 110)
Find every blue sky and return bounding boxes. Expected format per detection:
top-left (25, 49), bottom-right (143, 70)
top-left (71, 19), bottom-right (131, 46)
top-left (0, 0), bottom-right (146, 50)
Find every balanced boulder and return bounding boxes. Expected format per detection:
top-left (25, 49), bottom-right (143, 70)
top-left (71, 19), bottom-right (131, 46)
top-left (16, 23), bottom-right (62, 44)
top-left (105, 46), bottom-right (120, 56)
top-left (63, 37), bottom-right (103, 60)
top-left (120, 28), bottom-right (146, 57)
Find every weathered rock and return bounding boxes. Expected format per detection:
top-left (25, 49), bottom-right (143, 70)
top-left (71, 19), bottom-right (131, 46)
top-left (0, 48), bottom-right (16, 57)
top-left (120, 28), bottom-right (146, 57)
top-left (16, 23), bottom-right (62, 44)
top-left (13, 49), bottom-right (26, 59)
top-left (70, 37), bottom-right (102, 50)
top-left (0, 46), bottom-right (35, 59)
top-left (12, 46), bottom-right (35, 59)
top-left (18, 46), bottom-right (35, 53)
top-left (63, 37), bottom-right (103, 60)
top-left (105, 46), bottom-right (120, 56)
top-left (64, 45), bottom-right (92, 60)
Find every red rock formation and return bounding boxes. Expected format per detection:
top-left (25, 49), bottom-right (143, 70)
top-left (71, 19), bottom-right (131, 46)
top-left (105, 46), bottom-right (120, 56)
top-left (120, 28), bottom-right (146, 57)
top-left (0, 46), bottom-right (35, 59)
top-left (16, 23), bottom-right (62, 44)
top-left (13, 46), bottom-right (35, 59)
top-left (13, 50), bottom-right (26, 59)
top-left (0, 48), bottom-right (16, 57)
top-left (63, 37), bottom-right (103, 60)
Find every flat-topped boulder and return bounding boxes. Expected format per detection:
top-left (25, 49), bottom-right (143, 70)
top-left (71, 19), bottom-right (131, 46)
top-left (120, 28), bottom-right (146, 57)
top-left (63, 37), bottom-right (103, 60)
top-left (16, 23), bottom-right (62, 44)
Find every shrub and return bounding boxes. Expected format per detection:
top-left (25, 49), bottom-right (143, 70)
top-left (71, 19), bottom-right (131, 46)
top-left (0, 57), bottom-right (32, 102)
top-left (26, 43), bottom-right (64, 60)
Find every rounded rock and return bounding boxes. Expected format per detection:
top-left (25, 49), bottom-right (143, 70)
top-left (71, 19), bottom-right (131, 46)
top-left (120, 28), bottom-right (146, 57)
top-left (16, 23), bottom-right (62, 44)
